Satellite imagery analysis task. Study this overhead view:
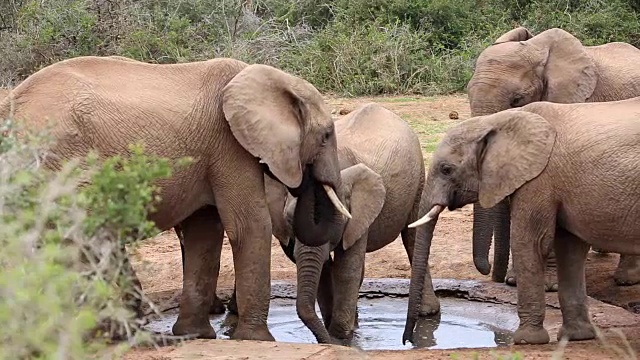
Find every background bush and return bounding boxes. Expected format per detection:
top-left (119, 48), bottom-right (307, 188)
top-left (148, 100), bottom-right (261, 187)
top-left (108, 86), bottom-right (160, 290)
top-left (0, 0), bottom-right (638, 95)
top-left (0, 118), bottom-right (181, 359)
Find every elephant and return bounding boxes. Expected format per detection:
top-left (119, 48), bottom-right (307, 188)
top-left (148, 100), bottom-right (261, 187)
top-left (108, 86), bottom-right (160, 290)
top-left (176, 103), bottom-right (440, 343)
top-left (405, 97), bottom-right (640, 345)
top-left (0, 55), bottom-right (351, 341)
top-left (466, 26), bottom-right (640, 290)
top-left (274, 103), bottom-right (441, 344)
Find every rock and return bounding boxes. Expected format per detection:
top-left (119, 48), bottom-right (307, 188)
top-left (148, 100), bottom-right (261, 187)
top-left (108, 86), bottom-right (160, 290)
top-left (449, 111), bottom-right (459, 119)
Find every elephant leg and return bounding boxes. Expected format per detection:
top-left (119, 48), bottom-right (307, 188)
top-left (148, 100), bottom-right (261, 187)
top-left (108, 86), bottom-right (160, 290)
top-left (554, 229), bottom-right (595, 342)
top-left (318, 259), bottom-right (334, 329)
top-left (172, 206), bottom-right (224, 339)
top-left (214, 174), bottom-right (275, 342)
top-left (176, 218), bottom-right (226, 315)
top-left (505, 248), bottom-right (558, 292)
top-left (613, 254), bottom-right (640, 286)
top-left (402, 226), bottom-right (440, 316)
top-left (328, 234), bottom-right (367, 341)
top-left (510, 196), bottom-right (555, 345)
top-left (228, 282), bottom-right (238, 315)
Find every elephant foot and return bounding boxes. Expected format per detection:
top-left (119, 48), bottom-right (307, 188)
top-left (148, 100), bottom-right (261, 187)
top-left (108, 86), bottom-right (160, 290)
top-left (210, 295), bottom-right (226, 315)
top-left (557, 321), bottom-right (596, 342)
top-left (328, 324), bottom-right (354, 342)
top-left (172, 316), bottom-right (216, 339)
top-left (613, 255), bottom-right (640, 286)
top-left (505, 267), bottom-right (558, 292)
top-left (419, 295), bottom-right (441, 316)
top-left (513, 325), bottom-right (550, 345)
top-left (232, 323), bottom-right (275, 341)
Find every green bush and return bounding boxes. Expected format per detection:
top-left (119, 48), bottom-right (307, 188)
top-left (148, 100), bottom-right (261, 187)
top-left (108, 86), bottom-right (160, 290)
top-left (0, 118), bottom-right (182, 359)
top-left (0, 0), bottom-right (639, 94)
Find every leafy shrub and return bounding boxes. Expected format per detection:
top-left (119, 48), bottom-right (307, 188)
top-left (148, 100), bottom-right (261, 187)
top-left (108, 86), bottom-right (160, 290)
top-left (0, 118), bottom-right (182, 359)
top-left (0, 0), bottom-right (639, 94)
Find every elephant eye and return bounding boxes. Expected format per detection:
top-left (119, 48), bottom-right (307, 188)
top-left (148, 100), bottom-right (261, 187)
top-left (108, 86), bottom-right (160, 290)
top-left (510, 95), bottom-right (525, 108)
top-left (321, 128), bottom-right (332, 145)
top-left (439, 163), bottom-right (454, 176)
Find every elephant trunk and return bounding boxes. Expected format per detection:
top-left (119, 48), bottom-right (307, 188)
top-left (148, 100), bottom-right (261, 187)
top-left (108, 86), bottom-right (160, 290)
top-left (490, 199), bottom-right (511, 282)
top-left (293, 176), bottom-right (346, 247)
top-left (472, 202), bottom-right (494, 275)
top-left (294, 240), bottom-right (332, 343)
top-left (402, 212), bottom-right (437, 345)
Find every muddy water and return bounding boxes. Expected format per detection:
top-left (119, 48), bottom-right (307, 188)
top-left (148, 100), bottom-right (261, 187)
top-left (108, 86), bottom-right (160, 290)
top-left (144, 296), bottom-right (517, 350)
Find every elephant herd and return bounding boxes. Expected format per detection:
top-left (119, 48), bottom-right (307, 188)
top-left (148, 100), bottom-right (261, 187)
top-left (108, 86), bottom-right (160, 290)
top-left (1, 26), bottom-right (640, 347)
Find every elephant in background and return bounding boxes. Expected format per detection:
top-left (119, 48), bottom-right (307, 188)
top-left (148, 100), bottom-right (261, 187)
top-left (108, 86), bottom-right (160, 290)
top-left (466, 26), bottom-right (640, 289)
top-left (407, 98), bottom-right (640, 345)
top-left (0, 55), bottom-right (350, 341)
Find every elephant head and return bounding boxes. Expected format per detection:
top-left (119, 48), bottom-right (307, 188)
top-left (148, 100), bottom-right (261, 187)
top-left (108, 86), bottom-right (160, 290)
top-left (222, 64), bottom-right (351, 247)
top-left (270, 163), bottom-right (386, 343)
top-left (402, 109), bottom-right (556, 343)
top-left (465, 27), bottom-right (596, 278)
top-left (468, 27), bottom-right (597, 116)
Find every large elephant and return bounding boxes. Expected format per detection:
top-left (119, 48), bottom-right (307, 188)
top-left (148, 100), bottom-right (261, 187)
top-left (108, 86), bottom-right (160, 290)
top-left (178, 103), bottom-right (440, 342)
top-left (406, 97), bottom-right (640, 345)
top-left (466, 26), bottom-right (640, 289)
top-left (0, 55), bottom-right (351, 341)
top-left (271, 103), bottom-right (439, 344)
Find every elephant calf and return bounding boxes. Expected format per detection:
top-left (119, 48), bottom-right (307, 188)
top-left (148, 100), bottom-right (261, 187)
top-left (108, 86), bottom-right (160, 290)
top-left (408, 97), bottom-right (640, 345)
top-left (265, 103), bottom-right (439, 344)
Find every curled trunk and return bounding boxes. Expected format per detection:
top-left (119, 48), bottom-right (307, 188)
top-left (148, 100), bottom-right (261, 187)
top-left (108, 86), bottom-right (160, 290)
top-left (491, 199), bottom-right (511, 282)
top-left (472, 202), bottom-right (495, 275)
top-left (294, 240), bottom-right (332, 343)
top-left (402, 217), bottom-right (437, 345)
top-left (293, 177), bottom-right (345, 247)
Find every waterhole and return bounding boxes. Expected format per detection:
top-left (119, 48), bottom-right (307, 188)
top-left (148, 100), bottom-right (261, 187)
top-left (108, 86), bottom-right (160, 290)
top-left (144, 296), bottom-right (517, 350)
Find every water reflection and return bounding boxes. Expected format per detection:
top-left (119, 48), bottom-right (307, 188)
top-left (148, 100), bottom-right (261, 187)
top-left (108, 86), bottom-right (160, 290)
top-left (144, 297), bottom-right (516, 350)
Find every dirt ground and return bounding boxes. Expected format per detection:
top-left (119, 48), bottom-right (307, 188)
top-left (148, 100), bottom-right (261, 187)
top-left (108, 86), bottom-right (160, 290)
top-left (126, 94), bottom-right (640, 359)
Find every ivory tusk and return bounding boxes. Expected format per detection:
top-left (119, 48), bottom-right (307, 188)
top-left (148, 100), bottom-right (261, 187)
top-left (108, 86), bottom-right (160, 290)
top-left (407, 205), bottom-right (445, 228)
top-left (322, 184), bottom-right (352, 219)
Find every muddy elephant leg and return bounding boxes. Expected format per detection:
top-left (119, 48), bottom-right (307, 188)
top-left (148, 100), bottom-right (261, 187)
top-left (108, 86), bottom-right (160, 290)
top-left (554, 229), bottom-right (595, 341)
top-left (328, 234), bottom-right (367, 341)
top-left (511, 196), bottom-right (555, 345)
top-left (215, 194), bottom-right (274, 340)
top-left (506, 248), bottom-right (558, 292)
top-left (172, 206), bottom-right (224, 339)
top-left (613, 255), bottom-right (640, 286)
top-left (318, 259), bottom-right (334, 329)
top-left (402, 226), bottom-right (440, 316)
top-left (175, 217), bottom-right (226, 315)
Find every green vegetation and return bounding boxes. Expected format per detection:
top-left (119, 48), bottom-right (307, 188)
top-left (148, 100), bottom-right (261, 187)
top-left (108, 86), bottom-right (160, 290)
top-left (1, 0), bottom-right (639, 95)
top-left (0, 118), bottom-right (184, 359)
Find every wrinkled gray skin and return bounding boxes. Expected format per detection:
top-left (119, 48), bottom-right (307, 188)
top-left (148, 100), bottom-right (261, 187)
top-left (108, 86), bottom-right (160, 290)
top-left (276, 103), bottom-right (437, 344)
top-left (0, 56), bottom-right (347, 341)
top-left (178, 103), bottom-right (439, 343)
top-left (408, 98), bottom-right (640, 345)
top-left (467, 26), bottom-right (640, 289)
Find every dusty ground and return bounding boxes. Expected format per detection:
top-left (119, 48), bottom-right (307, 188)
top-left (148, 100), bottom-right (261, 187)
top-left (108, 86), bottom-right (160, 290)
top-left (126, 94), bottom-right (640, 359)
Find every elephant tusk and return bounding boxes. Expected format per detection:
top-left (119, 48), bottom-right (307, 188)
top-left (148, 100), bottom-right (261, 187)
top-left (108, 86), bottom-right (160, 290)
top-left (408, 205), bottom-right (445, 228)
top-left (322, 184), bottom-right (352, 219)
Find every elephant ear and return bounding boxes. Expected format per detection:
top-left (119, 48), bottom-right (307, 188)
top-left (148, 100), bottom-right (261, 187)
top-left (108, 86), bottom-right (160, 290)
top-left (475, 110), bottom-right (556, 209)
top-left (341, 164), bottom-right (386, 250)
top-left (222, 64), bottom-right (307, 189)
top-left (494, 26), bottom-right (534, 44)
top-left (528, 28), bottom-right (598, 103)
